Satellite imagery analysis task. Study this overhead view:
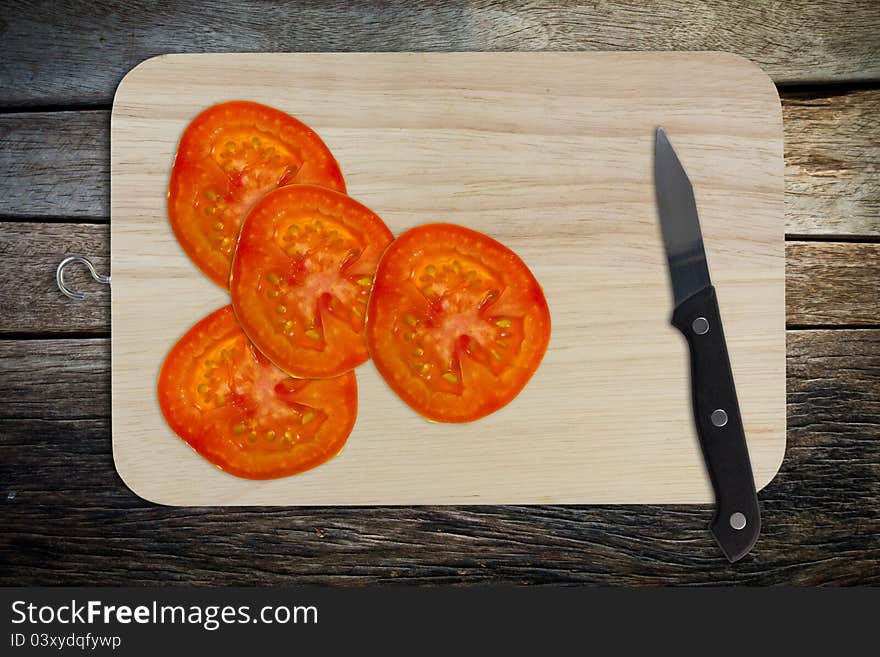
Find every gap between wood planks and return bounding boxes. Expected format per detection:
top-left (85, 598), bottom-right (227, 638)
top-left (0, 84), bottom-right (865, 115)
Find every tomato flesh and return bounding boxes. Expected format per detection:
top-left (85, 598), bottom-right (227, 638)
top-left (366, 223), bottom-right (550, 423)
top-left (158, 306), bottom-right (357, 479)
top-left (168, 101), bottom-right (345, 288)
top-left (230, 184), bottom-right (394, 379)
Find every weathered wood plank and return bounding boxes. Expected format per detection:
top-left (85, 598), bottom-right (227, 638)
top-left (0, 223), bottom-right (109, 335)
top-left (786, 242), bottom-right (880, 326)
top-left (784, 88), bottom-right (880, 237)
top-left (3, 223), bottom-right (876, 335)
top-left (3, 88), bottom-right (878, 234)
top-left (0, 111), bottom-right (108, 220)
top-left (0, 330), bottom-right (877, 585)
top-left (1, 0), bottom-right (879, 109)
top-left (0, 339), bottom-right (109, 421)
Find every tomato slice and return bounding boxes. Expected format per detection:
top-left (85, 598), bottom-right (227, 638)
top-left (229, 184), bottom-right (394, 379)
top-left (366, 223), bottom-right (550, 423)
top-left (168, 101), bottom-right (346, 288)
top-left (158, 305), bottom-right (357, 479)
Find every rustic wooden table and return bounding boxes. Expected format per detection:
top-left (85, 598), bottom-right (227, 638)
top-left (1, 1), bottom-right (878, 585)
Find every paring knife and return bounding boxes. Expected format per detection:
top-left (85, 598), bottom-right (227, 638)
top-left (654, 127), bottom-right (761, 562)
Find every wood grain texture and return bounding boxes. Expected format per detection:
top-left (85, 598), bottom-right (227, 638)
top-left (1, 0), bottom-right (879, 109)
top-left (108, 52), bottom-right (785, 505)
top-left (1, 330), bottom-right (876, 585)
top-left (1, 224), bottom-right (875, 336)
top-left (0, 223), bottom-right (109, 336)
top-left (4, 88), bottom-right (877, 235)
top-left (1, 339), bottom-right (110, 421)
top-left (787, 242), bottom-right (880, 326)
top-left (784, 88), bottom-right (880, 238)
top-left (0, 111), bottom-right (109, 220)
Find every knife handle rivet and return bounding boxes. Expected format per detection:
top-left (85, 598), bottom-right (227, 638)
top-left (730, 512), bottom-right (747, 531)
top-left (711, 409), bottom-right (728, 427)
top-left (692, 317), bottom-right (709, 335)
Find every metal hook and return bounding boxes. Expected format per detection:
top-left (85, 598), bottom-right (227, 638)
top-left (56, 255), bottom-right (111, 301)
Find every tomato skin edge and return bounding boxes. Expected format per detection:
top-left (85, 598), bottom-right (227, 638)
top-left (167, 100), bottom-right (347, 290)
top-left (229, 184), bottom-right (395, 380)
top-left (365, 223), bottom-right (551, 424)
top-left (157, 305), bottom-right (359, 480)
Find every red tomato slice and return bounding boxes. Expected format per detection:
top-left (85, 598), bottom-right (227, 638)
top-left (366, 223), bottom-right (550, 423)
top-left (230, 184), bottom-right (394, 379)
top-left (158, 305), bottom-right (357, 479)
top-left (168, 101), bottom-right (345, 288)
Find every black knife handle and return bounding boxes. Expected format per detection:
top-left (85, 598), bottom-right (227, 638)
top-left (671, 285), bottom-right (761, 562)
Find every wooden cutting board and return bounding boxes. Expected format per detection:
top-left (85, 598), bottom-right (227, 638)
top-left (110, 52), bottom-right (785, 506)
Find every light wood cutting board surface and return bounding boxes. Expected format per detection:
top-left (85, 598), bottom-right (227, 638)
top-left (110, 52), bottom-right (785, 506)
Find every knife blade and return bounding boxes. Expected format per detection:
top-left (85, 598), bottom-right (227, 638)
top-left (654, 127), bottom-right (761, 562)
